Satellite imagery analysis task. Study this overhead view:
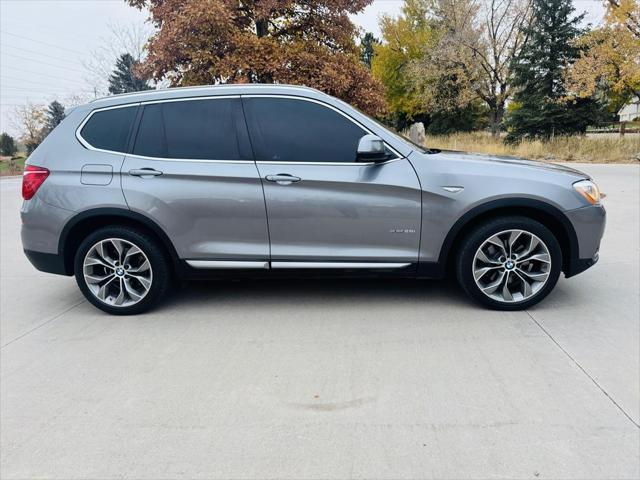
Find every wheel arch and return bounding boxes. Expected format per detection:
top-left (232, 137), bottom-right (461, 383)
top-left (59, 208), bottom-right (180, 276)
top-left (440, 198), bottom-right (579, 275)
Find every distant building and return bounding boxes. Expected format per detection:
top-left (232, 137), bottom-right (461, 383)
top-left (618, 97), bottom-right (640, 122)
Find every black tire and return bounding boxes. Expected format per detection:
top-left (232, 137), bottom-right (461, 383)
top-left (74, 226), bottom-right (171, 315)
top-left (455, 216), bottom-right (562, 310)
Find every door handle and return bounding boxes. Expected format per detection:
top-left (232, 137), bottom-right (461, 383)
top-left (265, 174), bottom-right (301, 185)
top-left (129, 168), bottom-right (163, 178)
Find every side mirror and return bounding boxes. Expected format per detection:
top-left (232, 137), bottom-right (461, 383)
top-left (356, 134), bottom-right (390, 163)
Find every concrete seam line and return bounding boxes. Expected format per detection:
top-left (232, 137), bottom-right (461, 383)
top-left (1, 299), bottom-right (86, 349)
top-left (526, 310), bottom-right (640, 429)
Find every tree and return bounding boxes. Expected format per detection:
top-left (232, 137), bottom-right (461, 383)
top-left (84, 21), bottom-right (155, 97)
top-left (125, 0), bottom-right (385, 115)
top-left (44, 101), bottom-right (66, 134)
top-left (360, 32), bottom-right (380, 69)
top-left (565, 0), bottom-right (640, 112)
top-left (0, 133), bottom-right (18, 157)
top-left (372, 0), bottom-right (437, 127)
top-left (11, 104), bottom-right (46, 155)
top-left (504, 0), bottom-right (603, 141)
top-left (409, 0), bottom-right (532, 136)
top-left (108, 53), bottom-right (153, 94)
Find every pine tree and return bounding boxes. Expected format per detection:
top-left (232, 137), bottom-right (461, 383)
top-left (44, 101), bottom-right (66, 134)
top-left (0, 133), bottom-right (18, 157)
top-left (505, 0), bottom-right (603, 142)
top-left (108, 53), bottom-right (152, 95)
top-left (360, 32), bottom-right (379, 69)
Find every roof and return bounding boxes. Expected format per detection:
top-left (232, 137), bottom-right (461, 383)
top-left (86, 84), bottom-right (325, 109)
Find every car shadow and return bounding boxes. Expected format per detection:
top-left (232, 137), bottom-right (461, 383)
top-left (164, 276), bottom-right (473, 310)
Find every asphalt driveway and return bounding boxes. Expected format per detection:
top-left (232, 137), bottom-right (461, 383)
top-left (1, 163), bottom-right (638, 479)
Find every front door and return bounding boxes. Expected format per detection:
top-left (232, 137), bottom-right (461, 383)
top-left (242, 96), bottom-right (421, 268)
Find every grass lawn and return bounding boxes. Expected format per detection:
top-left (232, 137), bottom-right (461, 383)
top-left (0, 156), bottom-right (26, 176)
top-left (424, 132), bottom-right (640, 163)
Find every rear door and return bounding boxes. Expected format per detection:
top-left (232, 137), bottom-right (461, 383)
top-left (242, 96), bottom-right (422, 268)
top-left (121, 96), bottom-right (270, 266)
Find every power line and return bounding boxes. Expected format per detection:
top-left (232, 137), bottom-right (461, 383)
top-left (2, 52), bottom-right (89, 75)
top-left (1, 86), bottom-right (92, 93)
top-left (1, 74), bottom-right (87, 89)
top-left (2, 43), bottom-right (86, 68)
top-left (3, 67), bottom-right (88, 85)
top-left (0, 30), bottom-right (86, 56)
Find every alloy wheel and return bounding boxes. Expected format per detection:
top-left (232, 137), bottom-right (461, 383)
top-left (83, 238), bottom-right (153, 307)
top-left (472, 229), bottom-right (551, 303)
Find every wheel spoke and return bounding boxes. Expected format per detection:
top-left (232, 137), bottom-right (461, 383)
top-left (517, 268), bottom-right (548, 282)
top-left (109, 239), bottom-right (125, 264)
top-left (486, 234), bottom-right (507, 257)
top-left (85, 272), bottom-right (114, 284)
top-left (514, 270), bottom-right (533, 298)
top-left (95, 242), bottom-right (115, 267)
top-left (129, 259), bottom-right (150, 273)
top-left (474, 265), bottom-right (502, 281)
top-left (96, 276), bottom-right (118, 301)
top-left (519, 252), bottom-right (550, 264)
top-left (519, 235), bottom-right (540, 259)
top-left (507, 230), bottom-right (523, 256)
top-left (476, 249), bottom-right (501, 265)
top-left (502, 271), bottom-right (514, 301)
top-left (123, 278), bottom-right (144, 302)
top-left (84, 256), bottom-right (114, 269)
top-left (481, 270), bottom-right (506, 294)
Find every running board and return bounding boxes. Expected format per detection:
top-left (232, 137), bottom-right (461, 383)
top-left (186, 260), bottom-right (410, 270)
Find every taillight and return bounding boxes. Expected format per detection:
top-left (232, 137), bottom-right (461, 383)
top-left (22, 165), bottom-right (50, 200)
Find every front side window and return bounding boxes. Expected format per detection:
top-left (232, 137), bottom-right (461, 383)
top-left (133, 98), bottom-right (250, 160)
top-left (80, 106), bottom-right (137, 153)
top-left (242, 97), bottom-right (367, 163)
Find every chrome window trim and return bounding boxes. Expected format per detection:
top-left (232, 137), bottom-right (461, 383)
top-left (75, 93), bottom-right (405, 165)
top-left (75, 95), bottom-right (246, 161)
top-left (75, 102), bottom-right (141, 156)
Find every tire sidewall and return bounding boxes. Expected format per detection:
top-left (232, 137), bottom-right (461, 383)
top-left (457, 217), bottom-right (562, 310)
top-left (74, 226), bottom-right (170, 315)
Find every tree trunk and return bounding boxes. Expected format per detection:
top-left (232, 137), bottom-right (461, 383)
top-left (490, 102), bottom-right (505, 138)
top-left (254, 19), bottom-right (273, 83)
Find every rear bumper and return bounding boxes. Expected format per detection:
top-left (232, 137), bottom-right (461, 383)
top-left (564, 204), bottom-right (606, 278)
top-left (23, 249), bottom-right (70, 276)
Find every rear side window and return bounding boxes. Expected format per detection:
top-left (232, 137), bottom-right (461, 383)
top-left (133, 98), bottom-right (250, 160)
top-left (242, 97), bottom-right (367, 163)
top-left (80, 106), bottom-right (137, 153)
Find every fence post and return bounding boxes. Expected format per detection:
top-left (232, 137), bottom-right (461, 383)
top-left (620, 121), bottom-right (626, 137)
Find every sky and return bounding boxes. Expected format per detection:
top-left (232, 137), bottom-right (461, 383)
top-left (0, 0), bottom-right (606, 136)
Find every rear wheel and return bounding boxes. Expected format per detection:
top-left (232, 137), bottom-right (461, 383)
top-left (456, 216), bottom-right (562, 310)
top-left (74, 226), bottom-right (171, 315)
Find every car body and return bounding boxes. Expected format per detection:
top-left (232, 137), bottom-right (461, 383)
top-left (21, 84), bottom-right (606, 314)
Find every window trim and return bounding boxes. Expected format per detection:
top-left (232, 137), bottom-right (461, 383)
top-left (241, 94), bottom-right (402, 165)
top-left (75, 103), bottom-right (141, 156)
top-left (76, 95), bottom-right (255, 164)
top-left (75, 94), bottom-right (404, 165)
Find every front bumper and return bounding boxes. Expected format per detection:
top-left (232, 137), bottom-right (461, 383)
top-left (564, 204), bottom-right (606, 278)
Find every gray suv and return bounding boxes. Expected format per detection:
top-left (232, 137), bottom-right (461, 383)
top-left (21, 85), bottom-right (606, 314)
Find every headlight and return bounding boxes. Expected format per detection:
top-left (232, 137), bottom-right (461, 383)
top-left (573, 179), bottom-right (601, 205)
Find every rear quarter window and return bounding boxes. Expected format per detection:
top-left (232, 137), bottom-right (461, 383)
top-left (80, 106), bottom-right (138, 153)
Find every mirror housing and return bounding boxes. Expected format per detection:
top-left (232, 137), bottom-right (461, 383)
top-left (356, 134), bottom-right (390, 163)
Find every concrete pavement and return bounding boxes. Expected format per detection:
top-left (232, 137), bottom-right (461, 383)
top-left (1, 164), bottom-right (638, 479)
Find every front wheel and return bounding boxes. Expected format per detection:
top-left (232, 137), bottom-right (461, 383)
top-left (456, 216), bottom-right (562, 310)
top-left (74, 226), bottom-right (171, 315)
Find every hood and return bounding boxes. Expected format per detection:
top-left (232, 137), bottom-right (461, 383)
top-left (431, 150), bottom-right (589, 178)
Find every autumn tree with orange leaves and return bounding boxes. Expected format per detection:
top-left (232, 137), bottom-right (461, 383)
top-left (125, 0), bottom-right (386, 115)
